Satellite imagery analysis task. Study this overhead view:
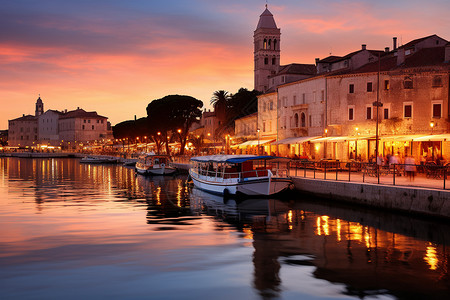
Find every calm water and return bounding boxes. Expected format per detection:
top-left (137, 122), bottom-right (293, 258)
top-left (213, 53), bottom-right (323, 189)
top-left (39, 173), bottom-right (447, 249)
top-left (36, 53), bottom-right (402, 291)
top-left (1, 158), bottom-right (449, 300)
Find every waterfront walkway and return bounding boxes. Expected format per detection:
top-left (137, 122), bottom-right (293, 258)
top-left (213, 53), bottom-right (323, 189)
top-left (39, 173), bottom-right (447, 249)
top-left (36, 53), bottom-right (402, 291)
top-left (288, 167), bottom-right (449, 191)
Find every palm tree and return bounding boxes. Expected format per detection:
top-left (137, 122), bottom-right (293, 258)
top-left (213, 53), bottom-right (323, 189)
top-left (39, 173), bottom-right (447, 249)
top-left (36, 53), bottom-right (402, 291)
top-left (210, 90), bottom-right (230, 125)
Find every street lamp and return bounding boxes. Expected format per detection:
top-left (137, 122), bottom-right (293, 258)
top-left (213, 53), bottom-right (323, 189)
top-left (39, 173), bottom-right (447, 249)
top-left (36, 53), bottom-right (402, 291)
top-left (257, 128), bottom-right (260, 155)
top-left (430, 121), bottom-right (435, 134)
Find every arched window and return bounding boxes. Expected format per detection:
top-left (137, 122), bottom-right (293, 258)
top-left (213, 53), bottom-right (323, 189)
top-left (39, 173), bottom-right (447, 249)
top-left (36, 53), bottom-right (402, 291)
top-left (273, 39), bottom-right (277, 50)
top-left (264, 57), bottom-right (268, 65)
top-left (272, 56), bottom-right (276, 65)
top-left (268, 39), bottom-right (271, 49)
top-left (263, 39), bottom-right (267, 49)
top-left (301, 113), bottom-right (306, 127)
top-left (294, 113), bottom-right (299, 128)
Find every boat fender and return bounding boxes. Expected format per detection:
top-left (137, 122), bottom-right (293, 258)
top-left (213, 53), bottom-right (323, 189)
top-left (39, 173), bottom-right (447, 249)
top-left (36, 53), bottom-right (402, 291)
top-left (161, 163), bottom-right (165, 167)
top-left (223, 189), bottom-right (230, 199)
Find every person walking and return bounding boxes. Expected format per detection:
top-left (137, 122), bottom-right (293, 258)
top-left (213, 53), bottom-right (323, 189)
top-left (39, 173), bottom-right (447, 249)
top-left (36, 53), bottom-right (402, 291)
top-left (404, 155), bottom-right (416, 181)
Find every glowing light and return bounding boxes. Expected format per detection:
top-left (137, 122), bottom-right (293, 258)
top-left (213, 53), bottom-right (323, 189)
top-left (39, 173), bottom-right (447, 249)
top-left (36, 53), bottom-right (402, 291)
top-left (288, 210), bottom-right (293, 230)
top-left (424, 243), bottom-right (438, 270)
top-left (336, 219), bottom-right (341, 242)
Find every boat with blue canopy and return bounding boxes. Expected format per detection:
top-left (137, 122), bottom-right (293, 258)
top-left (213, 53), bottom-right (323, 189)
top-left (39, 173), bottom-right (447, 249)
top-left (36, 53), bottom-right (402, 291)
top-left (189, 155), bottom-right (292, 197)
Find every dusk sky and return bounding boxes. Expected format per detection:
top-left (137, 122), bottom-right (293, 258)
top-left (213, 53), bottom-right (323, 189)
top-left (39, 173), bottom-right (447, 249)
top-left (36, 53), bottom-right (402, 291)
top-left (1, 0), bottom-right (449, 128)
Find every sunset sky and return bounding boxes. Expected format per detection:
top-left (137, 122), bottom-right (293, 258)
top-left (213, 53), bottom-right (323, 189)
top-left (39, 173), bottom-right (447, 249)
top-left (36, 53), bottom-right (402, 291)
top-left (1, 0), bottom-right (449, 128)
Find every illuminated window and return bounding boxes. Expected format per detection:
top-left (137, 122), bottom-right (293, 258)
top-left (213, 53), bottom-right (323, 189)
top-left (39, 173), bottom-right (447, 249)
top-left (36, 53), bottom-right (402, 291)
top-left (384, 80), bottom-right (390, 90)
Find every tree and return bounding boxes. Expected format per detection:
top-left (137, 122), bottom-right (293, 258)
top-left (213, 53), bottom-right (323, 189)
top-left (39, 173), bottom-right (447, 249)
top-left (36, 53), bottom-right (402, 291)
top-left (214, 88), bottom-right (261, 141)
top-left (188, 133), bottom-right (205, 155)
top-left (147, 95), bottom-right (203, 155)
top-left (210, 90), bottom-right (230, 126)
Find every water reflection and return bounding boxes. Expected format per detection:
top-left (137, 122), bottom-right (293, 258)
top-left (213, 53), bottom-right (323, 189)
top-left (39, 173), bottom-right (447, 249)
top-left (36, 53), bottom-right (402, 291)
top-left (1, 157), bottom-right (450, 299)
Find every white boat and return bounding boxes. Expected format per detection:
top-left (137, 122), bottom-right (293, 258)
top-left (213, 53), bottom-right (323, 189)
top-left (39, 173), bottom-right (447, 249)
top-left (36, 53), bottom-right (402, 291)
top-left (135, 154), bottom-right (177, 176)
top-left (80, 156), bottom-right (119, 164)
top-left (189, 155), bottom-right (293, 197)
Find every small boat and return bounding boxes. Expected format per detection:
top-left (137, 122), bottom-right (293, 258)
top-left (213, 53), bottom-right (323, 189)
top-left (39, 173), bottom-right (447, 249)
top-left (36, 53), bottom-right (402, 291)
top-left (122, 158), bottom-right (138, 166)
top-left (189, 155), bottom-right (293, 197)
top-left (80, 156), bottom-right (119, 164)
top-left (135, 154), bottom-right (177, 176)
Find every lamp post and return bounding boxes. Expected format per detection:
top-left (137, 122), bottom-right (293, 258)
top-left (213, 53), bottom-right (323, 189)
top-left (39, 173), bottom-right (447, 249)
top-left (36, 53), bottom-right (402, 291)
top-left (257, 128), bottom-right (260, 155)
top-left (430, 121), bottom-right (435, 159)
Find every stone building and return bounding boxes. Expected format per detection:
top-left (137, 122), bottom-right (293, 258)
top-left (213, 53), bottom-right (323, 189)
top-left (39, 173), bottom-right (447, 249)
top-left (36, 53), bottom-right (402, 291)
top-left (59, 108), bottom-right (108, 143)
top-left (252, 4), bottom-right (450, 161)
top-left (8, 96), bottom-right (111, 148)
top-left (7, 96), bottom-right (42, 147)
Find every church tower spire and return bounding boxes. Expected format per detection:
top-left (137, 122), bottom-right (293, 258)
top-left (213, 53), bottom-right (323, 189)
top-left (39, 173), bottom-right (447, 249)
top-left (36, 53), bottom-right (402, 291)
top-left (254, 6), bottom-right (280, 92)
top-left (35, 95), bottom-right (44, 116)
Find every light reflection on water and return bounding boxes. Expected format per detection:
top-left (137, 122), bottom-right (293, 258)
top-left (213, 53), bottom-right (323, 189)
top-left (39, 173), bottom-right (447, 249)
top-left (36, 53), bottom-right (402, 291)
top-left (0, 157), bottom-right (449, 299)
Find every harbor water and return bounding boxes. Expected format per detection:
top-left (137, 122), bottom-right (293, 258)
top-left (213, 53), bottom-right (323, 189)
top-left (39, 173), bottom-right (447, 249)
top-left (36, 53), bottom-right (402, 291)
top-left (0, 157), bottom-right (449, 299)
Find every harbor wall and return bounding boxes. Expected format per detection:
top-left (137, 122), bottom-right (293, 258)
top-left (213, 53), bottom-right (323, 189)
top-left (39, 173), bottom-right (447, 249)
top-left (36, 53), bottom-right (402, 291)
top-left (292, 177), bottom-right (450, 219)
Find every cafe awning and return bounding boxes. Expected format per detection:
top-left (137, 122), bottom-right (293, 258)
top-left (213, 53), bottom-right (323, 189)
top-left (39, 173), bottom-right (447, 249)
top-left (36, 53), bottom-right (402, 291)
top-left (233, 139), bottom-right (274, 148)
top-left (272, 136), bottom-right (321, 145)
top-left (311, 135), bottom-right (374, 142)
top-left (379, 134), bottom-right (424, 141)
top-left (412, 134), bottom-right (450, 142)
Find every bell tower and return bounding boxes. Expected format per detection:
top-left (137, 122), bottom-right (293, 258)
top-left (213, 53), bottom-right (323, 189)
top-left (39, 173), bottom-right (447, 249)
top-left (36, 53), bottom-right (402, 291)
top-left (254, 5), bottom-right (280, 92)
top-left (35, 95), bottom-right (44, 116)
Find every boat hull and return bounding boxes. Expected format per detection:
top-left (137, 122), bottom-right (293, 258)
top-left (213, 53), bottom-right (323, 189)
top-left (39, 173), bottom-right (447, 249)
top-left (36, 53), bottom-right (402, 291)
top-left (136, 165), bottom-right (177, 176)
top-left (189, 169), bottom-right (291, 197)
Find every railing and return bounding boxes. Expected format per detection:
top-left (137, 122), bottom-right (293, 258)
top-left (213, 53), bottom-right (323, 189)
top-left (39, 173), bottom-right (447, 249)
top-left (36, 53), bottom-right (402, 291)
top-left (191, 168), bottom-right (286, 183)
top-left (289, 160), bottom-right (450, 190)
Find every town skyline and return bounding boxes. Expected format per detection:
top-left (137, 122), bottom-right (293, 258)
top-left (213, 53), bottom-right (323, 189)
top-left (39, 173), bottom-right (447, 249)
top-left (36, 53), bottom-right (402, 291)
top-left (1, 0), bottom-right (449, 128)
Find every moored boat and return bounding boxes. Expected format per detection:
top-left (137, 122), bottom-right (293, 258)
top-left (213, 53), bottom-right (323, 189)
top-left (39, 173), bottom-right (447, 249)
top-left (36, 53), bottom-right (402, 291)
top-left (135, 154), bottom-right (177, 176)
top-left (189, 155), bottom-right (292, 197)
top-left (80, 156), bottom-right (120, 164)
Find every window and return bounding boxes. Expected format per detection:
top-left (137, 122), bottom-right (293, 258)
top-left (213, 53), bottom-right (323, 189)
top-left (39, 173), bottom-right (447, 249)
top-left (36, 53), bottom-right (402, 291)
top-left (403, 103), bottom-right (413, 118)
top-left (321, 90), bottom-right (324, 101)
top-left (263, 122), bottom-right (266, 132)
top-left (273, 39), bottom-right (277, 50)
top-left (302, 93), bottom-right (306, 104)
top-left (264, 57), bottom-right (268, 65)
top-left (432, 103), bottom-right (442, 118)
top-left (82, 125), bottom-right (85, 130)
top-left (366, 107), bottom-right (372, 119)
top-left (383, 108), bottom-right (389, 120)
top-left (309, 115), bottom-right (312, 127)
top-left (301, 113), bottom-right (306, 127)
top-left (293, 95), bottom-right (297, 105)
top-left (84, 120), bottom-right (86, 123)
top-left (270, 102), bottom-right (273, 110)
top-left (313, 91), bottom-right (317, 103)
top-left (349, 84), bottom-right (354, 93)
top-left (403, 77), bottom-right (413, 89)
top-left (367, 82), bottom-right (373, 92)
top-left (384, 80), bottom-right (390, 90)
top-left (294, 113), bottom-right (299, 128)
top-left (348, 107), bottom-right (354, 120)
top-left (272, 57), bottom-right (276, 65)
top-left (88, 120), bottom-right (91, 123)
top-left (263, 39), bottom-right (267, 49)
top-left (263, 102), bottom-right (266, 112)
top-left (92, 125), bottom-right (94, 130)
top-left (432, 76), bottom-right (443, 87)
top-left (281, 76), bottom-right (285, 83)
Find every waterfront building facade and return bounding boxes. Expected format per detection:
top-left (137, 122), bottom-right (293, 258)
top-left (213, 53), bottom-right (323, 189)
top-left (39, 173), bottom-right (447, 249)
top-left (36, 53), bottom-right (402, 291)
top-left (8, 97), bottom-right (111, 148)
top-left (59, 108), bottom-right (108, 143)
top-left (254, 6), bottom-right (449, 162)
